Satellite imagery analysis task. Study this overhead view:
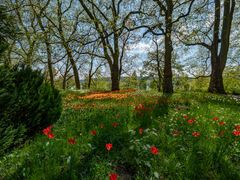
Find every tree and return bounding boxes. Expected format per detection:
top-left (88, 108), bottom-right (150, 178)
top-left (29, 0), bottom-right (55, 87)
top-left (207, 0), bottom-right (235, 93)
top-left (54, 0), bottom-right (82, 89)
top-left (178, 0), bottom-right (236, 94)
top-left (143, 36), bottom-right (182, 92)
top-left (121, 70), bottom-right (138, 89)
top-left (39, 0), bottom-right (84, 89)
top-left (0, 5), bottom-right (17, 59)
top-left (87, 55), bottom-right (105, 89)
top-left (11, 0), bottom-right (39, 66)
top-left (79, 0), bottom-right (141, 91)
top-left (140, 0), bottom-right (196, 94)
top-left (148, 37), bottom-right (164, 92)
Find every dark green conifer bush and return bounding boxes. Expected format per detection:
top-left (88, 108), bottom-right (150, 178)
top-left (0, 64), bottom-right (62, 156)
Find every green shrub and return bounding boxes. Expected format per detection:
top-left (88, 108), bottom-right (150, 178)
top-left (0, 64), bottom-right (62, 156)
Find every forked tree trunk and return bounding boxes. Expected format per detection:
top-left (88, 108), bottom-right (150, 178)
top-left (208, 0), bottom-right (235, 94)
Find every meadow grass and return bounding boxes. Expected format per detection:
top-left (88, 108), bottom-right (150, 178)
top-left (0, 91), bottom-right (240, 179)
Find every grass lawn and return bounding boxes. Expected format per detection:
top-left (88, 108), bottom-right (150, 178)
top-left (0, 90), bottom-right (240, 179)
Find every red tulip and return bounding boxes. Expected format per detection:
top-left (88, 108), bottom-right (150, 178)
top-left (47, 133), bottom-right (55, 139)
top-left (90, 130), bottom-right (97, 136)
top-left (219, 121), bottom-right (225, 125)
top-left (106, 143), bottom-right (113, 151)
top-left (232, 130), bottom-right (240, 136)
top-left (135, 104), bottom-right (144, 111)
top-left (150, 146), bottom-right (159, 155)
top-left (212, 117), bottom-right (219, 121)
top-left (109, 173), bottom-right (118, 180)
top-left (187, 119), bottom-right (194, 124)
top-left (112, 122), bottom-right (119, 128)
top-left (192, 132), bottom-right (200, 137)
top-left (68, 138), bottom-right (76, 144)
top-left (43, 125), bottom-right (53, 135)
top-left (139, 128), bottom-right (144, 135)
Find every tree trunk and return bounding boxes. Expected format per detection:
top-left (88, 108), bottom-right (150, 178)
top-left (45, 40), bottom-right (54, 87)
top-left (88, 58), bottom-right (94, 89)
top-left (208, 0), bottom-right (235, 94)
top-left (62, 76), bottom-right (66, 89)
top-left (88, 75), bottom-right (92, 89)
top-left (65, 46), bottom-right (81, 89)
top-left (155, 38), bottom-right (162, 92)
top-left (163, 5), bottom-right (173, 94)
top-left (33, 8), bottom-right (54, 87)
top-left (219, 0), bottom-right (235, 73)
top-left (62, 57), bottom-right (70, 90)
top-left (58, 14), bottom-right (81, 89)
top-left (111, 63), bottom-right (120, 91)
top-left (157, 82), bottom-right (161, 92)
top-left (157, 72), bottom-right (162, 92)
top-left (26, 42), bottom-right (35, 66)
top-left (208, 55), bottom-right (225, 93)
top-left (157, 64), bottom-right (162, 92)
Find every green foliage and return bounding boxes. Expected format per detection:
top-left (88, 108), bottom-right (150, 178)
top-left (189, 77), bottom-right (209, 92)
top-left (138, 76), bottom-right (147, 90)
top-left (174, 75), bottom-right (190, 91)
top-left (91, 79), bottom-right (111, 91)
top-left (224, 66), bottom-right (240, 94)
top-left (0, 65), bottom-right (62, 156)
top-left (120, 71), bottom-right (138, 89)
